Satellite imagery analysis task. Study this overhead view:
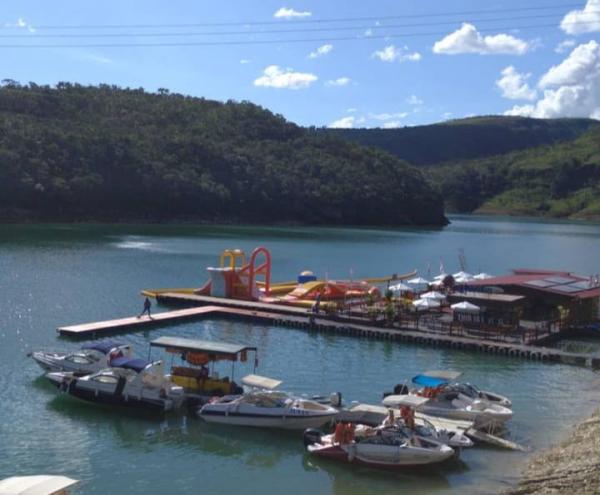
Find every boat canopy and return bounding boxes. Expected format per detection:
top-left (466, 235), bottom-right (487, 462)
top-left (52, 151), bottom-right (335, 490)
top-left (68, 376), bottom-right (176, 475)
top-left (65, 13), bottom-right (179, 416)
top-left (242, 374), bottom-right (282, 390)
top-left (110, 357), bottom-right (150, 372)
top-left (81, 340), bottom-right (124, 354)
top-left (150, 336), bottom-right (256, 360)
top-left (382, 395), bottom-right (430, 408)
top-left (0, 475), bottom-right (79, 495)
top-left (412, 370), bottom-right (463, 387)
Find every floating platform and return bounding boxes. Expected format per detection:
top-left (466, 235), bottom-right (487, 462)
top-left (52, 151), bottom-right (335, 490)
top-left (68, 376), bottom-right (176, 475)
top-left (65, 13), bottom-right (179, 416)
top-left (57, 298), bottom-right (600, 370)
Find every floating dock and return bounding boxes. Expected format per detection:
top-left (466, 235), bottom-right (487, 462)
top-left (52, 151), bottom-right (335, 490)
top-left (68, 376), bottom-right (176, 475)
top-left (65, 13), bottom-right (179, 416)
top-left (56, 299), bottom-right (600, 370)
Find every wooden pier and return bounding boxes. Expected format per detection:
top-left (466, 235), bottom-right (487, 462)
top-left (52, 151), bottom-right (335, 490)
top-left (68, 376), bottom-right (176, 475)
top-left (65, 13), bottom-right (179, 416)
top-left (57, 298), bottom-right (600, 370)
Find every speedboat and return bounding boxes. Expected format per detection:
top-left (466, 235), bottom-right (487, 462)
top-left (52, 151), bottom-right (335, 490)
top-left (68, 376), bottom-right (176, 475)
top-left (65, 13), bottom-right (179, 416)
top-left (303, 423), bottom-right (454, 469)
top-left (0, 475), bottom-right (79, 495)
top-left (30, 340), bottom-right (132, 374)
top-left (383, 391), bottom-right (512, 429)
top-left (393, 370), bottom-right (512, 408)
top-left (46, 358), bottom-right (184, 412)
top-left (197, 374), bottom-right (338, 429)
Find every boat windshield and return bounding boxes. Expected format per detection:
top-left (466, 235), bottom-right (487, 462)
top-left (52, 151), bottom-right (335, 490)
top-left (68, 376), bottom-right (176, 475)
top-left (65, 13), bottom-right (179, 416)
top-left (242, 392), bottom-right (289, 408)
top-left (452, 383), bottom-right (480, 397)
top-left (361, 428), bottom-right (409, 446)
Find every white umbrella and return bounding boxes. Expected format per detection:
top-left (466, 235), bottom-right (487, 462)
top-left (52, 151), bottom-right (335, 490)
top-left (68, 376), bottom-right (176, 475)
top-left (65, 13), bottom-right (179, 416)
top-left (451, 301), bottom-right (481, 313)
top-left (407, 277), bottom-right (431, 286)
top-left (453, 271), bottom-right (473, 280)
top-left (421, 290), bottom-right (446, 301)
top-left (434, 273), bottom-right (447, 281)
top-left (389, 282), bottom-right (413, 293)
top-left (473, 272), bottom-right (494, 280)
top-left (454, 276), bottom-right (474, 284)
top-left (413, 298), bottom-right (441, 310)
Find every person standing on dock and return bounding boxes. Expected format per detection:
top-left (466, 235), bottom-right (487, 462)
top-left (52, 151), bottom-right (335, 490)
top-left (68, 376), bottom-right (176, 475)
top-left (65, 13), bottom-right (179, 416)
top-left (138, 297), bottom-right (153, 319)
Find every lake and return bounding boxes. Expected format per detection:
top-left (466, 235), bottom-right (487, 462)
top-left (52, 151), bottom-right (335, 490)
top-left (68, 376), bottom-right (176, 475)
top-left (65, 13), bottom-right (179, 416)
top-left (1, 215), bottom-right (600, 495)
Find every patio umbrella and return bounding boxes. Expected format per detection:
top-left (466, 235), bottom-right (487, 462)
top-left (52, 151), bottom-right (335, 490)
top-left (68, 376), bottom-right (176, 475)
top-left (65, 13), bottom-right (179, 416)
top-left (412, 298), bottom-right (441, 310)
top-left (407, 276), bottom-right (431, 286)
top-left (453, 271), bottom-right (473, 280)
top-left (389, 282), bottom-right (413, 293)
top-left (473, 272), bottom-right (494, 280)
top-left (451, 301), bottom-right (481, 313)
top-left (421, 290), bottom-right (446, 301)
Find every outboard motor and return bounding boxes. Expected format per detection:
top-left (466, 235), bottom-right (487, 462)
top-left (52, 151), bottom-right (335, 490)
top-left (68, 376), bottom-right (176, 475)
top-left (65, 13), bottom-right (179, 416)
top-left (303, 428), bottom-right (323, 448)
top-left (393, 383), bottom-right (409, 395)
top-left (329, 392), bottom-right (342, 408)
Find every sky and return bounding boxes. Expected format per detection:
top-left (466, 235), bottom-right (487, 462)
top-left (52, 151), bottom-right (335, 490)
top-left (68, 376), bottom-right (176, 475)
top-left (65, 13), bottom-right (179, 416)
top-left (2, 0), bottom-right (600, 128)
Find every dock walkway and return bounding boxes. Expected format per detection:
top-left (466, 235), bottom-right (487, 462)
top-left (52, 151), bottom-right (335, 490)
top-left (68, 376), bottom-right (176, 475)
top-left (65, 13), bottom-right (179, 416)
top-left (57, 300), bottom-right (600, 369)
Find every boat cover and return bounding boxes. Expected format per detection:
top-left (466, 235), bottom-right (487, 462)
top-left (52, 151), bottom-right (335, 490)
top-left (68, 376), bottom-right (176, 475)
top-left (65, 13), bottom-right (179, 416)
top-left (81, 341), bottom-right (123, 354)
top-left (110, 357), bottom-right (149, 372)
top-left (150, 336), bottom-right (256, 358)
top-left (382, 395), bottom-right (430, 408)
top-left (0, 475), bottom-right (79, 495)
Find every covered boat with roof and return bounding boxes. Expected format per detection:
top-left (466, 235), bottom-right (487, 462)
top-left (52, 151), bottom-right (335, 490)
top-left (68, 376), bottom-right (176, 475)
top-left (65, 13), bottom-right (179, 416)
top-left (0, 475), bottom-right (79, 495)
top-left (148, 336), bottom-right (257, 402)
top-left (46, 357), bottom-right (184, 412)
top-left (29, 340), bottom-right (132, 374)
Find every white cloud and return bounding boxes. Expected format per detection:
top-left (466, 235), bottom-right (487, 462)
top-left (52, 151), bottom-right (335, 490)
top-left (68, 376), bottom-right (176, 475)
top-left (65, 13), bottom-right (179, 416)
top-left (346, 108), bottom-right (357, 113)
top-left (555, 39), bottom-right (576, 54)
top-left (505, 40), bottom-right (600, 118)
top-left (496, 66), bottom-right (537, 100)
top-left (382, 121), bottom-right (402, 129)
top-left (308, 44), bottom-right (333, 59)
top-left (364, 28), bottom-right (373, 37)
top-left (370, 112), bottom-right (409, 121)
top-left (561, 0), bottom-right (600, 34)
top-left (406, 94), bottom-right (423, 106)
top-left (254, 65), bottom-right (317, 90)
top-left (329, 116), bottom-right (355, 128)
top-left (326, 77), bottom-right (350, 86)
top-left (433, 23), bottom-right (530, 55)
top-left (240, 59), bottom-right (252, 64)
top-left (274, 7), bottom-right (312, 19)
top-left (372, 45), bottom-right (422, 63)
top-left (442, 112), bottom-right (453, 120)
top-left (5, 17), bottom-right (35, 33)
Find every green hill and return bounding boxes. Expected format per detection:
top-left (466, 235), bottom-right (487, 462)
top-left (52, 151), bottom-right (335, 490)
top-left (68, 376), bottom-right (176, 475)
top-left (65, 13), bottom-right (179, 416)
top-left (428, 127), bottom-right (600, 220)
top-left (0, 82), bottom-right (446, 226)
top-left (326, 116), bottom-right (599, 165)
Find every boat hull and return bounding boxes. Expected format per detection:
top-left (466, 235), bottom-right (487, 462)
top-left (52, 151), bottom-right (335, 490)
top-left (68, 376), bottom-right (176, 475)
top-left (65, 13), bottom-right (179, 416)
top-left (199, 411), bottom-right (335, 429)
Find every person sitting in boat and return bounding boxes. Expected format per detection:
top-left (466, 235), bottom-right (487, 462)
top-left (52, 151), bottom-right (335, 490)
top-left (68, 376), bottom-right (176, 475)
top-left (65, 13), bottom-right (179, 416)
top-left (334, 421), bottom-right (345, 444)
top-left (380, 408), bottom-right (396, 428)
top-left (400, 406), bottom-right (416, 429)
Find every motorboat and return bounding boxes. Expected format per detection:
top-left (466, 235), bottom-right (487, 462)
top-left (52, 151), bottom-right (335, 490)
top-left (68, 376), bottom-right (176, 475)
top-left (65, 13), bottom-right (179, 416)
top-left (303, 423), bottom-right (454, 469)
top-left (30, 340), bottom-right (132, 374)
top-left (0, 475), bottom-right (79, 494)
top-left (46, 358), bottom-right (184, 412)
top-left (383, 391), bottom-right (512, 429)
top-left (197, 374), bottom-right (338, 429)
top-left (411, 370), bottom-right (512, 407)
top-left (148, 336), bottom-right (255, 401)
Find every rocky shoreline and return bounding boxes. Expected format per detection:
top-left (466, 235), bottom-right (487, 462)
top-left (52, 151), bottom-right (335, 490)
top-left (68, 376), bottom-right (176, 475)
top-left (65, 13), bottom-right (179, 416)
top-left (505, 407), bottom-right (600, 494)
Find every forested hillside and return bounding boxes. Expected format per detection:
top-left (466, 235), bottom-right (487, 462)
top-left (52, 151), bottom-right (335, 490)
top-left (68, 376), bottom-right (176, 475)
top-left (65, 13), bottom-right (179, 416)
top-left (428, 128), bottom-right (600, 220)
top-left (326, 116), bottom-right (598, 165)
top-left (0, 82), bottom-right (446, 226)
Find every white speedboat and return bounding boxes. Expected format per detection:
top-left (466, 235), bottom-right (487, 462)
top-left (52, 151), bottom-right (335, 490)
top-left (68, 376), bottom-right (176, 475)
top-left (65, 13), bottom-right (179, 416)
top-left (46, 358), bottom-right (184, 412)
top-left (30, 340), bottom-right (132, 374)
top-left (303, 424), bottom-right (454, 469)
top-left (198, 391), bottom-right (338, 429)
top-left (383, 392), bottom-right (512, 428)
top-left (445, 382), bottom-right (512, 408)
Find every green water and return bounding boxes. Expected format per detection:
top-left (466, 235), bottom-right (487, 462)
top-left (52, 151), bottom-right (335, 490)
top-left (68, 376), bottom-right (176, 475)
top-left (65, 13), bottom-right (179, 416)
top-left (1, 216), bottom-right (600, 495)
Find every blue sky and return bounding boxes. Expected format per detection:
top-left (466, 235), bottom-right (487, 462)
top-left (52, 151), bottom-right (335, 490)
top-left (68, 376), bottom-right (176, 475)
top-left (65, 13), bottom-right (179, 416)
top-left (2, 0), bottom-right (600, 127)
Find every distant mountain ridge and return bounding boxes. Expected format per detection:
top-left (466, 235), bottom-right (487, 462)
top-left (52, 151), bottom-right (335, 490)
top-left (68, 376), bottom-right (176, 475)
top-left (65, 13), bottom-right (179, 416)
top-left (325, 116), bottom-right (599, 166)
top-left (0, 82), bottom-right (447, 226)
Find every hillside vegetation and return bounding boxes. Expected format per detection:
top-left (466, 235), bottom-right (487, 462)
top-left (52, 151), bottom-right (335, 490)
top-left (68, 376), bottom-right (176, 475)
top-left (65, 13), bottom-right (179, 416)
top-left (326, 116), bottom-right (599, 166)
top-left (0, 82), bottom-right (446, 226)
top-left (428, 128), bottom-right (600, 220)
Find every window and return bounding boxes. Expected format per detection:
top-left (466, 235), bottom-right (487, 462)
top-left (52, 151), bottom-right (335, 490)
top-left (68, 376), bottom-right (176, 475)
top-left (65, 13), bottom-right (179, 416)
top-left (93, 374), bottom-right (119, 384)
